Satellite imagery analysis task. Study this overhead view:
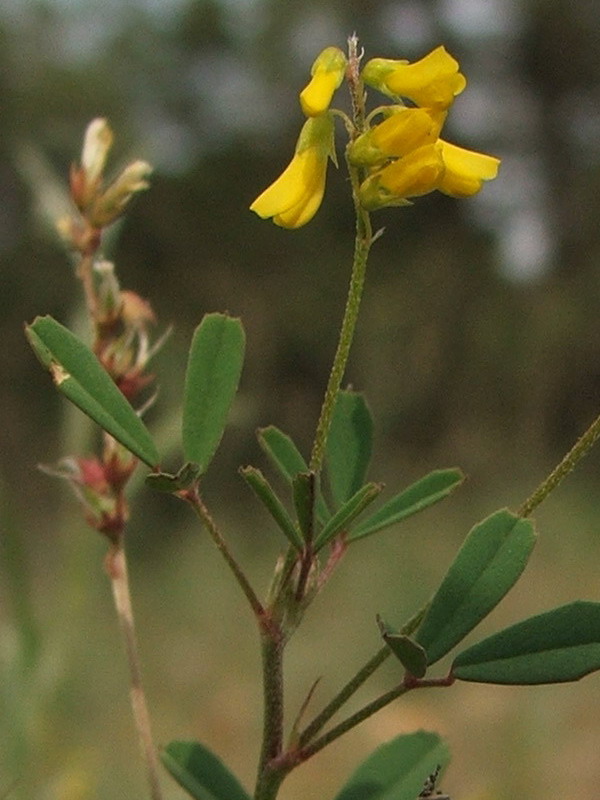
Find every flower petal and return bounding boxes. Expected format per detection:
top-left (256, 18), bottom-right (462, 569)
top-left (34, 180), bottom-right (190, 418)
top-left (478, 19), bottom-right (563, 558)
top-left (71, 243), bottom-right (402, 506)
top-left (438, 140), bottom-right (500, 197)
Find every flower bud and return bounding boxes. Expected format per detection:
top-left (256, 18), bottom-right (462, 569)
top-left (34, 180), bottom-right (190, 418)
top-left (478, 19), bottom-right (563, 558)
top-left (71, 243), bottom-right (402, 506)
top-left (94, 260), bottom-right (123, 322)
top-left (89, 160), bottom-right (152, 228)
top-left (300, 46), bottom-right (347, 116)
top-left (81, 118), bottom-right (113, 185)
top-left (120, 290), bottom-right (156, 328)
top-left (71, 118), bottom-right (114, 212)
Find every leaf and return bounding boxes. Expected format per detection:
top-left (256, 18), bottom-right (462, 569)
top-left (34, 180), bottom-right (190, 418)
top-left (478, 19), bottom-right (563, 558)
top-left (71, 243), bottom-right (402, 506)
top-left (161, 740), bottom-right (251, 800)
top-left (145, 462), bottom-right (201, 493)
top-left (239, 466), bottom-right (303, 549)
top-left (333, 731), bottom-right (449, 800)
top-left (453, 601), bottom-right (600, 685)
top-left (293, 471), bottom-right (316, 545)
top-left (25, 315), bottom-right (159, 467)
top-left (313, 482), bottom-right (383, 551)
top-left (258, 425), bottom-right (308, 480)
top-left (416, 509), bottom-right (536, 665)
top-left (377, 616), bottom-right (427, 678)
top-left (326, 390), bottom-right (373, 507)
top-left (182, 313), bottom-right (245, 473)
top-left (350, 468), bottom-right (464, 542)
top-left (257, 426), bottom-right (330, 522)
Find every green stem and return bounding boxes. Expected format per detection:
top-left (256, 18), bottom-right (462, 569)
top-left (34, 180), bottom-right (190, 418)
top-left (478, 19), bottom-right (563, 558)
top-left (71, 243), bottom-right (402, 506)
top-left (518, 410), bottom-right (600, 517)
top-left (298, 603), bottom-right (428, 746)
top-left (309, 38), bottom-right (372, 474)
top-left (183, 486), bottom-right (264, 618)
top-left (299, 645), bottom-right (390, 747)
top-left (309, 184), bottom-right (373, 473)
top-left (105, 541), bottom-right (164, 800)
top-left (254, 622), bottom-right (286, 800)
top-left (299, 683), bottom-right (411, 764)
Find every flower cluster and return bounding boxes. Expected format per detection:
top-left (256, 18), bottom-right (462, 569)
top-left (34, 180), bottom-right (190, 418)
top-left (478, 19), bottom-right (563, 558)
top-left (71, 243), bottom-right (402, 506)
top-left (250, 45), bottom-right (499, 228)
top-left (49, 119), bottom-right (166, 537)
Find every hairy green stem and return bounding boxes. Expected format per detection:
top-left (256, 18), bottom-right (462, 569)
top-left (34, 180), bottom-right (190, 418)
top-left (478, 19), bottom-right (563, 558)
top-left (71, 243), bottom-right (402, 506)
top-left (105, 542), bottom-right (164, 800)
top-left (300, 683), bottom-right (411, 764)
top-left (309, 182), bottom-right (373, 473)
top-left (254, 623), bottom-right (286, 800)
top-left (298, 603), bottom-right (428, 747)
top-left (299, 645), bottom-right (390, 747)
top-left (294, 673), bottom-right (452, 767)
top-left (183, 487), bottom-right (264, 618)
top-left (309, 39), bottom-right (372, 474)
top-left (519, 410), bottom-right (600, 517)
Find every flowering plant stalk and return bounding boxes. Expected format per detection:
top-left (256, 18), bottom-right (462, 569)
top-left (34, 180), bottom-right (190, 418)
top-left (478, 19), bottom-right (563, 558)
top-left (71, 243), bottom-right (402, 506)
top-left (26, 34), bottom-right (600, 800)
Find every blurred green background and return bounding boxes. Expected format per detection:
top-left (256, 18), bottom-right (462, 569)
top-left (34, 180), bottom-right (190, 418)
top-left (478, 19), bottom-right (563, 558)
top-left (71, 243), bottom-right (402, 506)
top-left (2, 0), bottom-right (600, 798)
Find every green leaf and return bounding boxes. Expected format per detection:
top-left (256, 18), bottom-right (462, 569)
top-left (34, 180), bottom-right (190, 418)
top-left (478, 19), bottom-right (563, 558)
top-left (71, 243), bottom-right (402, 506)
top-left (257, 426), bottom-right (330, 522)
top-left (25, 315), bottom-right (159, 467)
top-left (378, 616), bottom-right (427, 678)
top-left (453, 601), bottom-right (600, 684)
top-left (293, 471), bottom-right (316, 544)
top-left (182, 313), bottom-right (245, 473)
top-left (258, 425), bottom-right (307, 480)
top-left (333, 731), bottom-right (449, 800)
top-left (145, 462), bottom-right (201, 493)
top-left (350, 468), bottom-right (464, 542)
top-left (326, 390), bottom-right (373, 507)
top-left (240, 466), bottom-right (303, 549)
top-left (416, 509), bottom-right (536, 665)
top-left (162, 740), bottom-right (251, 800)
top-left (313, 482), bottom-right (383, 551)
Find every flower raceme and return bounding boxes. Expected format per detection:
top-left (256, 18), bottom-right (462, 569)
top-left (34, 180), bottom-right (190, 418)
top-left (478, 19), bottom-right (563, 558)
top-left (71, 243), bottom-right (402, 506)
top-left (250, 43), bottom-right (500, 227)
top-left (250, 115), bottom-right (335, 228)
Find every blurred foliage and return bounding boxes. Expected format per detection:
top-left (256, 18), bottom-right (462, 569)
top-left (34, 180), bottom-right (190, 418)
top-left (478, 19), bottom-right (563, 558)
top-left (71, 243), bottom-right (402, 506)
top-left (2, 1), bottom-right (600, 799)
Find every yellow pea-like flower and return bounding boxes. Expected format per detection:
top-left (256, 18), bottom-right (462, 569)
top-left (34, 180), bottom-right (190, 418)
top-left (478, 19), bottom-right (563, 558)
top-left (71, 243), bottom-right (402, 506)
top-left (250, 115), bottom-right (335, 228)
top-left (349, 107), bottom-right (447, 167)
top-left (359, 139), bottom-right (500, 210)
top-left (362, 46), bottom-right (466, 109)
top-left (299, 47), bottom-right (347, 117)
top-left (437, 140), bottom-right (501, 197)
top-left (359, 143), bottom-right (445, 210)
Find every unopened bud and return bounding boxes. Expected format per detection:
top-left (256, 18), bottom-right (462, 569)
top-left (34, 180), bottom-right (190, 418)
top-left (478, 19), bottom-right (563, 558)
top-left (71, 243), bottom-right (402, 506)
top-left (71, 119), bottom-right (114, 212)
top-left (300, 47), bottom-right (347, 117)
top-left (94, 260), bottom-right (123, 321)
top-left (81, 118), bottom-right (113, 184)
top-left (120, 290), bottom-right (156, 328)
top-left (90, 160), bottom-right (152, 227)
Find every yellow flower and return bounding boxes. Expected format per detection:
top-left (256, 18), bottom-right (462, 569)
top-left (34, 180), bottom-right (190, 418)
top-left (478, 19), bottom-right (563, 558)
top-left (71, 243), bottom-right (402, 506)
top-left (362, 46), bottom-right (466, 109)
top-left (359, 143), bottom-right (445, 210)
top-left (359, 139), bottom-right (500, 210)
top-left (349, 107), bottom-right (446, 167)
top-left (250, 115), bottom-right (335, 228)
top-left (299, 47), bottom-right (347, 117)
top-left (437, 141), bottom-right (500, 197)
